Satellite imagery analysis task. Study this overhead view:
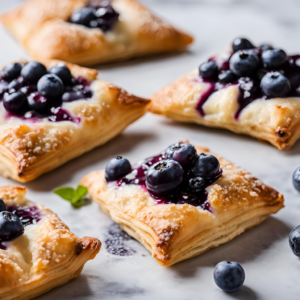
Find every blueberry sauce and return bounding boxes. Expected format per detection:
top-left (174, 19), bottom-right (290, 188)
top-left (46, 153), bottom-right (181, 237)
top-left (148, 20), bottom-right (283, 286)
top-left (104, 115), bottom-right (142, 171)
top-left (196, 47), bottom-right (300, 119)
top-left (105, 223), bottom-right (136, 256)
top-left (0, 205), bottom-right (42, 250)
top-left (116, 153), bottom-right (222, 212)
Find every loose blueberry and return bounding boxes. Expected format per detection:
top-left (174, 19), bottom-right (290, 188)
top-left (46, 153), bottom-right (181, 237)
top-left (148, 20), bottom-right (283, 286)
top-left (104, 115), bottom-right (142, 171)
top-left (165, 142), bottom-right (196, 168)
top-left (232, 38), bottom-right (254, 52)
top-left (28, 92), bottom-right (48, 113)
top-left (0, 63), bottom-right (22, 81)
top-left (0, 199), bottom-right (6, 212)
top-left (199, 61), bottom-right (219, 81)
top-left (146, 160), bottom-right (184, 196)
top-left (105, 156), bottom-right (132, 181)
top-left (214, 261), bottom-right (245, 292)
top-left (37, 74), bottom-right (64, 98)
top-left (188, 177), bottom-right (206, 193)
top-left (261, 49), bottom-right (287, 69)
top-left (49, 65), bottom-right (72, 85)
top-left (190, 153), bottom-right (220, 178)
top-left (3, 92), bottom-right (28, 115)
top-left (218, 70), bottom-right (236, 84)
top-left (229, 51), bottom-right (260, 77)
top-left (260, 72), bottom-right (291, 97)
top-left (70, 7), bottom-right (96, 27)
top-left (0, 211), bottom-right (24, 242)
top-left (21, 62), bottom-right (47, 84)
top-left (293, 166), bottom-right (300, 192)
top-left (289, 225), bottom-right (300, 257)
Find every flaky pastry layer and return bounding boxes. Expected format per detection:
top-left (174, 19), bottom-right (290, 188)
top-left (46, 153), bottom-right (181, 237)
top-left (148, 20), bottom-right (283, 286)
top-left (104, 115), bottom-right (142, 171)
top-left (0, 185), bottom-right (101, 300)
top-left (1, 0), bottom-right (193, 65)
top-left (80, 145), bottom-right (284, 266)
top-left (0, 60), bottom-right (150, 182)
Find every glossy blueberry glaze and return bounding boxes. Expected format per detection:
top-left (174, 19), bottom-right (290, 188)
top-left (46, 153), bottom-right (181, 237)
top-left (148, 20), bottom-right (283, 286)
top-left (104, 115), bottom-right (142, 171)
top-left (196, 47), bottom-right (300, 119)
top-left (116, 153), bottom-right (222, 212)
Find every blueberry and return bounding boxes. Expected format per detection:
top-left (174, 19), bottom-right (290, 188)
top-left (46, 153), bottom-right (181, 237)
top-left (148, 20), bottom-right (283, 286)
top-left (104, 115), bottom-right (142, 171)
top-left (0, 199), bottom-right (6, 212)
top-left (0, 211), bottom-right (24, 242)
top-left (260, 44), bottom-right (273, 51)
top-left (146, 160), bottom-right (184, 196)
top-left (21, 62), bottom-right (47, 84)
top-left (260, 72), bottom-right (291, 97)
top-left (3, 92), bottom-right (29, 115)
top-left (232, 38), bottom-right (254, 52)
top-left (165, 142), bottom-right (196, 168)
top-left (199, 61), bottom-right (219, 80)
top-left (214, 261), bottom-right (245, 292)
top-left (0, 63), bottom-right (22, 81)
top-left (93, 4), bottom-right (119, 31)
top-left (49, 65), bottom-right (72, 85)
top-left (293, 167), bottom-right (300, 192)
top-left (70, 7), bottom-right (96, 27)
top-left (230, 51), bottom-right (260, 77)
top-left (262, 49), bottom-right (287, 69)
top-left (188, 177), bottom-right (206, 193)
top-left (190, 153), bottom-right (220, 178)
top-left (289, 225), bottom-right (300, 256)
top-left (105, 156), bottom-right (132, 181)
top-left (28, 92), bottom-right (48, 112)
top-left (37, 74), bottom-right (64, 98)
top-left (218, 70), bottom-right (236, 83)
top-left (8, 77), bottom-right (24, 93)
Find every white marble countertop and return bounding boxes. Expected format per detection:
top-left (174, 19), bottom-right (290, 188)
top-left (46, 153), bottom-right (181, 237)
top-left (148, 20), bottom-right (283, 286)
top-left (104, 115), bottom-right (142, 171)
top-left (1, 0), bottom-right (300, 299)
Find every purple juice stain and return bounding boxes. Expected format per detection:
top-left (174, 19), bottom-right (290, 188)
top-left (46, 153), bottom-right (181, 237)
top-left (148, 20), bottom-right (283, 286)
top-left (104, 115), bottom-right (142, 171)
top-left (196, 47), bottom-right (300, 119)
top-left (105, 223), bottom-right (136, 256)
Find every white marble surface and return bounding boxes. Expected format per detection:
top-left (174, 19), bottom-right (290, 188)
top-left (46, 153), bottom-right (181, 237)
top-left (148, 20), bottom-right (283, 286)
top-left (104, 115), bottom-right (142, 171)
top-left (1, 0), bottom-right (300, 299)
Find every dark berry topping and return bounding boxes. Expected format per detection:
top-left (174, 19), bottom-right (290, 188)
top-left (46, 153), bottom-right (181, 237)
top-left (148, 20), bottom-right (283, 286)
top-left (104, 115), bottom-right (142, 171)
top-left (293, 167), bottom-right (300, 192)
top-left (199, 61), bottom-right (219, 81)
top-left (70, 7), bottom-right (96, 27)
top-left (146, 160), bottom-right (184, 196)
top-left (188, 177), bottom-right (206, 193)
top-left (21, 62), bottom-right (47, 84)
top-left (214, 261), bottom-right (245, 292)
top-left (261, 49), bottom-right (287, 69)
top-left (49, 65), bottom-right (72, 85)
top-left (8, 77), bottom-right (24, 93)
top-left (3, 91), bottom-right (28, 115)
top-left (232, 37), bottom-right (254, 52)
top-left (105, 156), bottom-right (132, 181)
top-left (260, 72), bottom-right (291, 97)
top-left (218, 70), bottom-right (236, 83)
top-left (48, 107), bottom-right (74, 122)
top-left (0, 199), bottom-right (6, 212)
top-left (260, 44), bottom-right (273, 51)
top-left (37, 74), bottom-right (64, 98)
top-left (165, 142), bottom-right (196, 168)
top-left (27, 92), bottom-right (48, 113)
top-left (0, 211), bottom-right (24, 242)
top-left (229, 50), bottom-right (260, 77)
top-left (190, 153), bottom-right (220, 179)
top-left (289, 225), bottom-right (300, 257)
top-left (0, 63), bottom-right (22, 81)
top-left (92, 4), bottom-right (119, 31)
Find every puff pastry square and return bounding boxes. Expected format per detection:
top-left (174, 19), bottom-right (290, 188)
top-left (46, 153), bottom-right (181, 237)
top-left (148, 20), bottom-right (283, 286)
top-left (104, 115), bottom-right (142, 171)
top-left (81, 144), bottom-right (284, 267)
top-left (0, 60), bottom-right (149, 182)
top-left (1, 0), bottom-right (193, 66)
top-left (150, 45), bottom-right (300, 150)
top-left (0, 185), bottom-right (101, 300)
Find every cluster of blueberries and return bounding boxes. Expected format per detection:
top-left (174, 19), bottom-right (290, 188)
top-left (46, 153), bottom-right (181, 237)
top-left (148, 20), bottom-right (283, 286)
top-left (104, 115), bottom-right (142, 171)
top-left (70, 2), bottom-right (119, 31)
top-left (0, 61), bottom-right (92, 120)
top-left (105, 142), bottom-right (221, 197)
top-left (199, 37), bottom-right (299, 98)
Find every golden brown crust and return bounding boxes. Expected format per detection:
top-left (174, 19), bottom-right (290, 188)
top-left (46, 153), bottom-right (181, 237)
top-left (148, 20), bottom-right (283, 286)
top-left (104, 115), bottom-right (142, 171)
top-left (80, 144), bottom-right (284, 266)
top-left (0, 185), bottom-right (101, 300)
top-left (150, 67), bottom-right (300, 150)
top-left (0, 59), bottom-right (150, 182)
top-left (1, 0), bottom-right (193, 66)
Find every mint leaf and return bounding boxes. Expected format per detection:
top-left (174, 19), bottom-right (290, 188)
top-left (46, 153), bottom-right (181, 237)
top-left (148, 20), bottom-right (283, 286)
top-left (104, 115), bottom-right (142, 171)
top-left (71, 197), bottom-right (91, 208)
top-left (74, 185), bottom-right (88, 202)
top-left (54, 187), bottom-right (75, 201)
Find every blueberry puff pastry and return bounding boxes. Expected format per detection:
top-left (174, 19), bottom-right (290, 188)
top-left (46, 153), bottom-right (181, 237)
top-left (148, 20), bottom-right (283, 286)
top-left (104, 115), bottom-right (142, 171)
top-left (0, 60), bottom-right (149, 182)
top-left (1, 0), bottom-right (193, 66)
top-left (80, 142), bottom-right (284, 267)
top-left (150, 38), bottom-right (300, 150)
top-left (0, 185), bottom-right (101, 300)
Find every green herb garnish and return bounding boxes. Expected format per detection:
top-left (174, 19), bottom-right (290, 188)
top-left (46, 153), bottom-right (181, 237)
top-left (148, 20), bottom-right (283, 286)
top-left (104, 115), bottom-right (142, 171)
top-left (54, 185), bottom-right (91, 208)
